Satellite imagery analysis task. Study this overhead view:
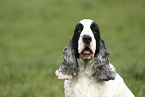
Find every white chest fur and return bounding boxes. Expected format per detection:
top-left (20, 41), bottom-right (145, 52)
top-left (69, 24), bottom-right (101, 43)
top-left (64, 60), bottom-right (109, 97)
top-left (64, 61), bottom-right (134, 97)
top-left (65, 74), bottom-right (107, 97)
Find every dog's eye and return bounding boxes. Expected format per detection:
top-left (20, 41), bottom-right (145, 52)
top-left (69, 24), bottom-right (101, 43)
top-left (92, 28), bottom-right (97, 33)
top-left (91, 23), bottom-right (99, 34)
top-left (78, 30), bottom-right (81, 33)
top-left (91, 24), bottom-right (97, 32)
top-left (77, 26), bottom-right (82, 33)
top-left (75, 24), bottom-right (83, 33)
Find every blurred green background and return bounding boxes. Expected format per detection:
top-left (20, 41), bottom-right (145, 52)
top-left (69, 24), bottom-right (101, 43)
top-left (0, 0), bottom-right (145, 97)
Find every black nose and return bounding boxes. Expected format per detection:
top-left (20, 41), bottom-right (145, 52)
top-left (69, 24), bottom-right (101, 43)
top-left (83, 35), bottom-right (92, 44)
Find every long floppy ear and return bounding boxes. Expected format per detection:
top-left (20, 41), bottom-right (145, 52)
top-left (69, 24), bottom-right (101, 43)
top-left (55, 40), bottom-right (79, 79)
top-left (55, 22), bottom-right (83, 79)
top-left (93, 39), bottom-right (116, 81)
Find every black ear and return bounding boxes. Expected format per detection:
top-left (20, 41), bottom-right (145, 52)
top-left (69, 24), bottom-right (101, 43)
top-left (56, 40), bottom-right (79, 77)
top-left (72, 23), bottom-right (83, 58)
top-left (90, 22), bottom-right (100, 55)
top-left (55, 23), bottom-right (83, 79)
top-left (93, 39), bottom-right (116, 81)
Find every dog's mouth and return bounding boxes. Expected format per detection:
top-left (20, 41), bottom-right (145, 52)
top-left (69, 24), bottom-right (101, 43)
top-left (80, 46), bottom-right (94, 60)
top-left (81, 47), bottom-right (93, 55)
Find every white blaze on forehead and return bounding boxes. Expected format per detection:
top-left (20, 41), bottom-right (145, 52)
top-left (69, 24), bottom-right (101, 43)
top-left (78, 19), bottom-right (96, 54)
top-left (79, 19), bottom-right (94, 36)
top-left (79, 19), bottom-right (93, 28)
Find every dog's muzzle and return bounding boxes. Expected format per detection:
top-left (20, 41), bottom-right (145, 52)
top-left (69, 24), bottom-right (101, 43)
top-left (83, 35), bottom-right (92, 44)
top-left (80, 35), bottom-right (94, 60)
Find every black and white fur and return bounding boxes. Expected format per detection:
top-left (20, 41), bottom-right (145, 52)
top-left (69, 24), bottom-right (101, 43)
top-left (55, 19), bottom-right (135, 97)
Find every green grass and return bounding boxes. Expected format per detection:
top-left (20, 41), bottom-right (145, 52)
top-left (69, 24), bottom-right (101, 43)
top-left (0, 0), bottom-right (145, 96)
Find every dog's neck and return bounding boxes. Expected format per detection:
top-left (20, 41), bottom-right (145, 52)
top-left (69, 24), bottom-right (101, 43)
top-left (77, 59), bottom-right (94, 77)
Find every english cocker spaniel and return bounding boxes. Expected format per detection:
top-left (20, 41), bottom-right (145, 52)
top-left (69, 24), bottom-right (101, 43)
top-left (55, 19), bottom-right (135, 97)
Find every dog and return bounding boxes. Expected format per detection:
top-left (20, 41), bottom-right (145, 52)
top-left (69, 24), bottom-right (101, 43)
top-left (55, 19), bottom-right (135, 97)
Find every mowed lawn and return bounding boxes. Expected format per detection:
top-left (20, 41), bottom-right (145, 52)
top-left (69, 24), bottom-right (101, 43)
top-left (0, 0), bottom-right (145, 97)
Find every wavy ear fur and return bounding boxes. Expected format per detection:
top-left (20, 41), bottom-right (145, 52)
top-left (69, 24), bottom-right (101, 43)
top-left (93, 39), bottom-right (116, 81)
top-left (56, 40), bottom-right (79, 78)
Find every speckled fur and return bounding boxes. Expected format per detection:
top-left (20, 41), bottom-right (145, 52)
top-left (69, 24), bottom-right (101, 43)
top-left (56, 40), bottom-right (79, 78)
top-left (56, 38), bottom-right (116, 81)
top-left (93, 39), bottom-right (116, 81)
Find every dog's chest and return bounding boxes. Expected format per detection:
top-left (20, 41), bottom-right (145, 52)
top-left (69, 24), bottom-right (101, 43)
top-left (64, 63), bottom-right (111, 97)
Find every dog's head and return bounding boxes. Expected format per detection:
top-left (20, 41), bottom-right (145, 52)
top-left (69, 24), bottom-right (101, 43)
top-left (72, 19), bottom-right (100, 60)
top-left (58, 19), bottom-right (116, 81)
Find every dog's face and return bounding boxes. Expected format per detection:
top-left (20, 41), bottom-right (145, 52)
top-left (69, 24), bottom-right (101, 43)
top-left (56, 19), bottom-right (116, 80)
top-left (72, 19), bottom-right (100, 60)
